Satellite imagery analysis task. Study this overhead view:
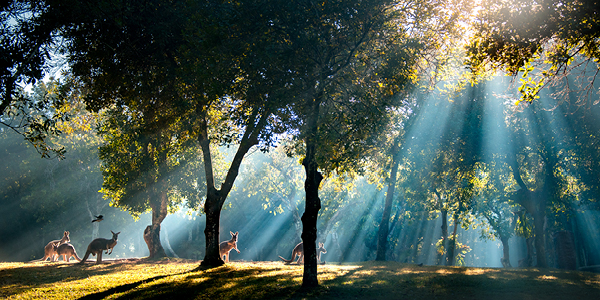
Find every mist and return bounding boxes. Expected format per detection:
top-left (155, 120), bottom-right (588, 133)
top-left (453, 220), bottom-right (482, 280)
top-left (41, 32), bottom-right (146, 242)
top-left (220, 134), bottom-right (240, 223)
top-left (1, 74), bottom-right (600, 273)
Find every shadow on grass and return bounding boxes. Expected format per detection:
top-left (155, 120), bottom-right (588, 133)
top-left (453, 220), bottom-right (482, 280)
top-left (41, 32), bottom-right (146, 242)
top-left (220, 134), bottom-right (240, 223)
top-left (317, 261), bottom-right (600, 300)
top-left (109, 265), bottom-right (306, 300)
top-left (78, 274), bottom-right (173, 300)
top-left (74, 261), bottom-right (600, 300)
top-left (5, 260), bottom-right (600, 300)
top-left (0, 261), bottom-right (137, 297)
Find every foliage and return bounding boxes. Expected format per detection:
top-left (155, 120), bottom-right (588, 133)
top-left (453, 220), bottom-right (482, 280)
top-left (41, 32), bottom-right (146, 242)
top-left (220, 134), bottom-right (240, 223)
top-left (0, 1), bottom-right (68, 158)
top-left (467, 0), bottom-right (600, 104)
top-left (0, 78), bottom-right (145, 261)
top-left (97, 103), bottom-right (206, 217)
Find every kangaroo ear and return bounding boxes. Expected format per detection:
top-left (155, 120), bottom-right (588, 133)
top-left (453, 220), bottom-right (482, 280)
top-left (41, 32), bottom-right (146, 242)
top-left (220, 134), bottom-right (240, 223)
top-left (230, 231), bottom-right (234, 236)
top-left (111, 230), bottom-right (114, 234)
top-left (116, 232), bottom-right (121, 234)
top-left (235, 231), bottom-right (238, 235)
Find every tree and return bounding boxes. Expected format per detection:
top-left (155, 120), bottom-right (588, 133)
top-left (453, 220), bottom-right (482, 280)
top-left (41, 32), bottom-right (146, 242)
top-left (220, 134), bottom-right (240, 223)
top-left (467, 0), bottom-right (600, 104)
top-left (0, 1), bottom-right (67, 158)
top-left (43, 0), bottom-right (293, 266)
top-left (98, 102), bottom-right (206, 259)
top-left (262, 0), bottom-right (446, 286)
top-left (473, 161), bottom-right (519, 268)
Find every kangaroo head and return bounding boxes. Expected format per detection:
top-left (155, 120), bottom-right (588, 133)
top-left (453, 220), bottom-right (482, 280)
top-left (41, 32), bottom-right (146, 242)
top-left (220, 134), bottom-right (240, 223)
top-left (230, 231), bottom-right (238, 242)
top-left (63, 231), bottom-right (70, 243)
top-left (318, 242), bottom-right (327, 253)
top-left (110, 230), bottom-right (121, 241)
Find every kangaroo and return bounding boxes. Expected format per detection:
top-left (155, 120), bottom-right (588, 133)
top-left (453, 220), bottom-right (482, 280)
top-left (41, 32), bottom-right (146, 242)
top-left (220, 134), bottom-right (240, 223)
top-left (219, 231), bottom-right (240, 263)
top-left (78, 230), bottom-right (120, 264)
top-left (31, 231), bottom-right (70, 262)
top-left (279, 242), bottom-right (327, 265)
top-left (56, 243), bottom-right (82, 262)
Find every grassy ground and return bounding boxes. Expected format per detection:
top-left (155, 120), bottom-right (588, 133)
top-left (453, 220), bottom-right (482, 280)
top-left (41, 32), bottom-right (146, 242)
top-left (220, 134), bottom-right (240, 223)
top-left (1, 259), bottom-right (599, 299)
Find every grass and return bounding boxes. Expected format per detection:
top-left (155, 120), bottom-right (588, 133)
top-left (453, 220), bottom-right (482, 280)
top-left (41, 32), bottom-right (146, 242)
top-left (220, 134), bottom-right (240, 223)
top-left (1, 259), bottom-right (600, 299)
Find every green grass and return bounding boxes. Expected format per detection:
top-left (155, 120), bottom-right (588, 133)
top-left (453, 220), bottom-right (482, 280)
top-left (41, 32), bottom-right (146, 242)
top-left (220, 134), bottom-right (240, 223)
top-left (2, 259), bottom-right (599, 299)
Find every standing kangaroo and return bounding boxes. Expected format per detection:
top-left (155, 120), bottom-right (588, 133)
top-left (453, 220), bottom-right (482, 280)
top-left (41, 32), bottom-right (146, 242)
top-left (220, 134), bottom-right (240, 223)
top-left (78, 230), bottom-right (120, 264)
top-left (31, 231), bottom-right (70, 262)
top-left (56, 243), bottom-right (82, 262)
top-left (219, 231), bottom-right (240, 263)
top-left (279, 242), bottom-right (327, 265)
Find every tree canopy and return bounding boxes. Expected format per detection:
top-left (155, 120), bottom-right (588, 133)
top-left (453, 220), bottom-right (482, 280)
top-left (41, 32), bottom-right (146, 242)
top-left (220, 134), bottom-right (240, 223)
top-left (468, 0), bottom-right (600, 104)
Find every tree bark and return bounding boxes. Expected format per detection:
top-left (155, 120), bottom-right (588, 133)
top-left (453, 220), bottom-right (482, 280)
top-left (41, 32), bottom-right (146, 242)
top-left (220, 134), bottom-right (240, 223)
top-left (301, 91), bottom-right (323, 289)
top-left (511, 157), bottom-right (548, 268)
top-left (438, 208), bottom-right (448, 265)
top-left (198, 106), bottom-right (266, 267)
top-left (202, 188), bottom-right (225, 266)
top-left (500, 236), bottom-right (512, 267)
top-left (301, 142), bottom-right (323, 288)
top-left (376, 142), bottom-right (400, 261)
top-left (446, 218), bottom-right (458, 266)
top-left (144, 189), bottom-right (168, 259)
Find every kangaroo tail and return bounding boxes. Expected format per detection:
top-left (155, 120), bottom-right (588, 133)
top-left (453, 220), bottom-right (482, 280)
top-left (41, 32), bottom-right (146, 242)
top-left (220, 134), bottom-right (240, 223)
top-left (73, 250), bottom-right (83, 262)
top-left (78, 251), bottom-right (90, 264)
top-left (278, 256), bottom-right (293, 264)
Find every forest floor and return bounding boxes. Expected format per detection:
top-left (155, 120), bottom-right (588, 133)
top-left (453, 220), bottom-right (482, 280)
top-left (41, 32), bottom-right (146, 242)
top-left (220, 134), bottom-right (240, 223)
top-left (1, 259), bottom-right (599, 299)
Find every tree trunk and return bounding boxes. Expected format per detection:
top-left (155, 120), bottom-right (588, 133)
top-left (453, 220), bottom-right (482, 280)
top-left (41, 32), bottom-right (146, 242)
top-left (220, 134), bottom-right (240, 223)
top-left (300, 90), bottom-right (323, 289)
top-left (446, 218), bottom-right (458, 266)
top-left (301, 141), bottom-right (323, 288)
top-left (197, 106), bottom-right (266, 267)
top-left (201, 188), bottom-right (225, 266)
top-left (376, 143), bottom-right (400, 261)
top-left (144, 224), bottom-right (164, 258)
top-left (144, 190), bottom-right (168, 259)
top-left (533, 209), bottom-right (547, 267)
top-left (519, 237), bottom-right (535, 267)
top-left (500, 236), bottom-right (512, 267)
top-left (511, 156), bottom-right (548, 268)
top-left (438, 209), bottom-right (448, 265)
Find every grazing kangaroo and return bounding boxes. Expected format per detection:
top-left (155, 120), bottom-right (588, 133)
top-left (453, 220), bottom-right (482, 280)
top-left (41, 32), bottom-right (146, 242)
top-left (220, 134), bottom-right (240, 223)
top-left (56, 243), bottom-right (82, 262)
top-left (279, 242), bottom-right (327, 265)
top-left (78, 230), bottom-right (120, 264)
top-left (32, 231), bottom-right (70, 262)
top-left (219, 231), bottom-right (240, 263)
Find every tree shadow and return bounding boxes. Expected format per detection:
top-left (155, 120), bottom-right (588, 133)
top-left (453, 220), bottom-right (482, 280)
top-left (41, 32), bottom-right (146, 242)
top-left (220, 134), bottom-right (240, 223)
top-left (2, 261), bottom-right (139, 298)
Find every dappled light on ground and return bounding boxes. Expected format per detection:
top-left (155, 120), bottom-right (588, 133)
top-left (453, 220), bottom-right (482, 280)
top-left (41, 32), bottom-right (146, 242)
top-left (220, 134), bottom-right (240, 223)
top-left (2, 260), bottom-right (600, 299)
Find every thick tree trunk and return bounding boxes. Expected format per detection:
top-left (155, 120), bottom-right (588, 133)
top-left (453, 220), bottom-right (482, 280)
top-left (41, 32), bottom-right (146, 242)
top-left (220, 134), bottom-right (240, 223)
top-left (301, 143), bottom-right (323, 288)
top-left (198, 106), bottom-right (266, 267)
top-left (511, 156), bottom-right (548, 268)
top-left (144, 224), bottom-right (165, 258)
top-left (446, 218), bottom-right (458, 266)
top-left (376, 144), bottom-right (400, 261)
top-left (533, 209), bottom-right (547, 267)
top-left (300, 90), bottom-right (323, 289)
top-left (500, 236), bottom-right (512, 267)
top-left (201, 189), bottom-right (225, 266)
top-left (144, 190), bottom-right (168, 259)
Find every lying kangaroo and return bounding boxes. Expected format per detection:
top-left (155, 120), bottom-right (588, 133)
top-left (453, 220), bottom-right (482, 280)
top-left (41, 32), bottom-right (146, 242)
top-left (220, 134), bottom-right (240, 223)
top-left (279, 242), bottom-right (327, 264)
top-left (219, 231), bottom-right (240, 263)
top-left (32, 231), bottom-right (70, 262)
top-left (56, 243), bottom-right (82, 262)
top-left (78, 230), bottom-right (120, 264)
